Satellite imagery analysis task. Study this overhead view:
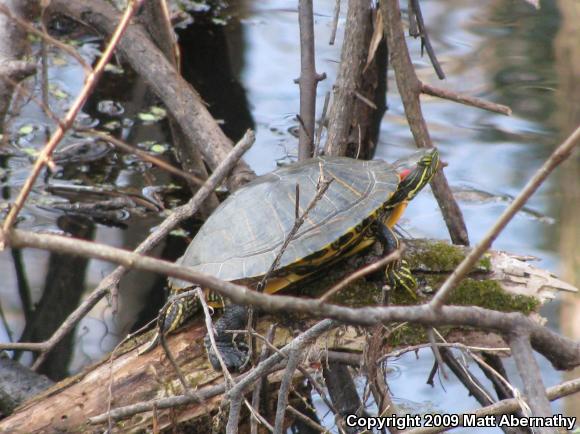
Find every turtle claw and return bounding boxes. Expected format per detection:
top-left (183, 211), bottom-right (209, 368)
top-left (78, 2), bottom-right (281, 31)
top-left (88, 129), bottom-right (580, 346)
top-left (204, 336), bottom-right (249, 371)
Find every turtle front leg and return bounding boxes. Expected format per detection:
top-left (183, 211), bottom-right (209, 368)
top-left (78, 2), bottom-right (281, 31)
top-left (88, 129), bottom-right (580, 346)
top-left (374, 221), bottom-right (418, 297)
top-left (138, 289), bottom-right (198, 355)
top-left (204, 304), bottom-right (250, 371)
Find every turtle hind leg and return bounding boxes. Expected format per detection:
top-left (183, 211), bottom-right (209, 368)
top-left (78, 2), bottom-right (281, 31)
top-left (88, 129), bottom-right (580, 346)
top-left (374, 221), bottom-right (418, 298)
top-left (204, 304), bottom-right (250, 371)
top-left (138, 288), bottom-right (199, 355)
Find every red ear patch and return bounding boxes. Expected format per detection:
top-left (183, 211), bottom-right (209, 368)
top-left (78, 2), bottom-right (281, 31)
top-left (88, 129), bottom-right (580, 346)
top-left (399, 168), bottom-right (412, 180)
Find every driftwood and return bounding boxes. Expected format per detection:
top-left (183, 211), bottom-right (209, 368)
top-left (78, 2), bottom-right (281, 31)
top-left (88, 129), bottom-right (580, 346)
top-left (0, 240), bottom-right (574, 433)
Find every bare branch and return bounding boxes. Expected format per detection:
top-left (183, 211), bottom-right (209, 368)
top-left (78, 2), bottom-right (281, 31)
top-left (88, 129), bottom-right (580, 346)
top-left (409, 0), bottom-right (445, 79)
top-left (329, 0), bottom-right (341, 45)
top-left (421, 83), bottom-right (512, 116)
top-left (274, 349), bottom-right (301, 433)
top-left (88, 130), bottom-right (206, 186)
top-left (509, 331), bottom-right (552, 422)
top-left (319, 247), bottom-right (401, 301)
top-left (297, 0), bottom-right (326, 160)
top-left (381, 0), bottom-right (469, 245)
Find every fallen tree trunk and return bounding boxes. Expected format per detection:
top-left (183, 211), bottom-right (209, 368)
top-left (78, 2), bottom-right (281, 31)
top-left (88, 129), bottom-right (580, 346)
top-left (0, 240), bottom-right (574, 433)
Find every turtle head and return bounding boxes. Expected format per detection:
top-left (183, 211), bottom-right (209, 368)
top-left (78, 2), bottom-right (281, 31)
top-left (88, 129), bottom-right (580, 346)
top-left (393, 148), bottom-right (440, 201)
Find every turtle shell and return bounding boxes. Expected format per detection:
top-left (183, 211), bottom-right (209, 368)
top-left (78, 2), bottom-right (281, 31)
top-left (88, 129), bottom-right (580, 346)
top-left (170, 156), bottom-right (400, 289)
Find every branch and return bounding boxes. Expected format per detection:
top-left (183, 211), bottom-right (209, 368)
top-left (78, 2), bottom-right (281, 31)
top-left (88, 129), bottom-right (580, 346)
top-left (324, 0), bottom-right (372, 156)
top-left (421, 83), bottom-right (512, 116)
top-left (509, 331), bottom-right (552, 421)
top-left (297, 0), bottom-right (326, 160)
top-left (381, 0), bottom-right (469, 246)
top-left (409, 0), bottom-right (445, 79)
top-left (273, 349), bottom-right (301, 433)
top-left (88, 130), bottom-right (206, 186)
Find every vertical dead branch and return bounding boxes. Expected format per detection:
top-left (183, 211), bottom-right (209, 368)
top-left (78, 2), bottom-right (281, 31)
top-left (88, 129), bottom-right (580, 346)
top-left (226, 393), bottom-right (243, 434)
top-left (324, 0), bottom-right (372, 156)
top-left (509, 332), bottom-right (553, 424)
top-left (273, 349), bottom-right (301, 433)
top-left (381, 0), bottom-right (469, 246)
top-left (297, 0), bottom-right (326, 161)
top-left (323, 362), bottom-right (365, 431)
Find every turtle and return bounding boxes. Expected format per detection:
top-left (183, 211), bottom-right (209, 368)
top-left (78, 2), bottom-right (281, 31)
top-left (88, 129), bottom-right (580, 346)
top-left (141, 148), bottom-right (440, 370)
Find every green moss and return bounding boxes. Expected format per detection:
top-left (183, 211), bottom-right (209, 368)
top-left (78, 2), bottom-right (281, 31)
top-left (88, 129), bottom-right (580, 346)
top-left (407, 240), bottom-right (465, 271)
top-left (406, 240), bottom-right (492, 273)
top-left (448, 279), bottom-right (540, 314)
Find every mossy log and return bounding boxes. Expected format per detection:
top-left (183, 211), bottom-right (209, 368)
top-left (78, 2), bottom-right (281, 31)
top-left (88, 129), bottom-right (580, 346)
top-left (0, 239), bottom-right (575, 433)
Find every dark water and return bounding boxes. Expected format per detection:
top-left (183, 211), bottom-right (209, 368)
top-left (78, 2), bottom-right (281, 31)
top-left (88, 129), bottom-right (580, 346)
top-left (0, 0), bottom-right (578, 431)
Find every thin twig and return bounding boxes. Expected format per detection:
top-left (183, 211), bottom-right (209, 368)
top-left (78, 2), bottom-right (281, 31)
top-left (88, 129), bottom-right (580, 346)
top-left (256, 173), bottom-right (333, 292)
top-left (250, 325), bottom-right (276, 434)
top-left (421, 83), bottom-right (512, 116)
top-left (329, 0), bottom-right (341, 45)
top-left (314, 91), bottom-right (330, 156)
top-left (440, 347), bottom-right (494, 405)
top-left (87, 130), bottom-right (205, 186)
top-left (430, 124), bottom-right (580, 309)
top-left (288, 405), bottom-right (330, 433)
top-left (159, 306), bottom-right (191, 392)
top-left (1, 0), bottom-right (144, 232)
top-left (427, 328), bottom-right (447, 380)
top-left (274, 349), bottom-right (301, 434)
top-left (409, 0), bottom-right (445, 79)
top-left (195, 288), bottom-right (235, 386)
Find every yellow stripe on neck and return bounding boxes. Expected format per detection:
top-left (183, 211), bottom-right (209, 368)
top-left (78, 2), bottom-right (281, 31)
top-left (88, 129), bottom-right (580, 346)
top-left (385, 202), bottom-right (408, 228)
